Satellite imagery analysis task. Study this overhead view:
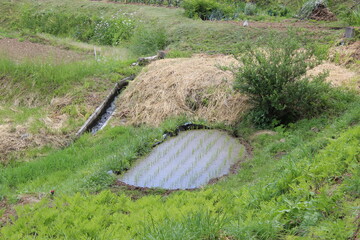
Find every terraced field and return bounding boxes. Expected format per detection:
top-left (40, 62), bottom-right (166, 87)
top-left (120, 130), bottom-right (247, 189)
top-left (0, 0), bottom-right (359, 239)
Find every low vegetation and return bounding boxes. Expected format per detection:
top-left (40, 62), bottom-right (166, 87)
top-left (1, 103), bottom-right (359, 238)
top-left (16, 5), bottom-right (136, 46)
top-left (0, 0), bottom-right (359, 239)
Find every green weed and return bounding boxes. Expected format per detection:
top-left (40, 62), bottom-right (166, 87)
top-left (0, 57), bottom-right (102, 104)
top-left (0, 56), bottom-right (139, 105)
top-left (1, 112), bottom-right (359, 238)
top-left (0, 126), bottom-right (163, 197)
top-left (17, 5), bottom-right (136, 46)
top-left (129, 25), bottom-right (168, 56)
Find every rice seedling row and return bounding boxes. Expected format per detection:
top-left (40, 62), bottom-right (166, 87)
top-left (120, 130), bottom-right (247, 189)
top-left (129, 131), bottom-right (207, 187)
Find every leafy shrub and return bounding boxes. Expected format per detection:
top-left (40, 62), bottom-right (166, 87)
top-left (267, 5), bottom-right (289, 17)
top-left (344, 7), bottom-right (360, 26)
top-left (183, 0), bottom-right (218, 20)
top-left (92, 16), bottom-right (135, 45)
top-left (234, 36), bottom-right (336, 126)
top-left (182, 0), bottom-right (233, 20)
top-left (130, 26), bottom-right (168, 56)
top-left (244, 2), bottom-right (257, 16)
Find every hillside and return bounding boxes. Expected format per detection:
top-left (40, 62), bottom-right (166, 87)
top-left (0, 0), bottom-right (359, 239)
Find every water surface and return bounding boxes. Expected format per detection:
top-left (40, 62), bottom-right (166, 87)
top-left (120, 130), bottom-right (247, 189)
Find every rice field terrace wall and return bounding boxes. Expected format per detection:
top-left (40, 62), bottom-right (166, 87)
top-left (119, 129), bottom-right (248, 189)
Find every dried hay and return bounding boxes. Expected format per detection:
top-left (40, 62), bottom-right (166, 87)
top-left (0, 122), bottom-right (66, 164)
top-left (113, 55), bottom-right (248, 126)
top-left (330, 41), bottom-right (360, 66)
top-left (307, 62), bottom-right (358, 88)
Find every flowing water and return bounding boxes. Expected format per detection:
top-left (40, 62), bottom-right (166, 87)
top-left (89, 96), bottom-right (117, 134)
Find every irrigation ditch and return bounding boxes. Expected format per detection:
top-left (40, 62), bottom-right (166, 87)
top-left (76, 52), bottom-right (164, 136)
top-left (76, 75), bottom-right (135, 136)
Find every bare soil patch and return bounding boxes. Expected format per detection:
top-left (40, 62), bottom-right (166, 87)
top-left (0, 38), bottom-right (88, 63)
top-left (309, 4), bottom-right (337, 21)
top-left (113, 55), bottom-right (248, 126)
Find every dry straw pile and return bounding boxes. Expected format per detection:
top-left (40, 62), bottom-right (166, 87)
top-left (114, 55), bottom-right (248, 126)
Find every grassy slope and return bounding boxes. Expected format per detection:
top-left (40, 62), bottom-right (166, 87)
top-left (0, 102), bottom-right (359, 239)
top-left (0, 0), bottom-right (359, 239)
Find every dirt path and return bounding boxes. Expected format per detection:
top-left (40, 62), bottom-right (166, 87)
top-left (0, 38), bottom-right (88, 63)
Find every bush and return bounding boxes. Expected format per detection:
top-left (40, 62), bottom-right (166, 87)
top-left (182, 0), bottom-right (233, 20)
top-left (234, 36), bottom-right (336, 127)
top-left (344, 7), bottom-right (360, 26)
top-left (244, 2), bottom-right (257, 16)
top-left (267, 5), bottom-right (289, 17)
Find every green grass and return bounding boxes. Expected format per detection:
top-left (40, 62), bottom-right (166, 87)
top-left (0, 57), bottom-right (100, 103)
top-left (0, 125), bottom-right (163, 197)
top-left (0, 106), bottom-right (43, 125)
top-left (0, 56), bottom-right (140, 105)
top-left (0, 100), bottom-right (359, 239)
top-left (0, 0), bottom-right (359, 238)
top-left (0, 0), bottom-right (343, 56)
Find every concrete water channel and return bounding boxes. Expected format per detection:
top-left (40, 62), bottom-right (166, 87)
top-left (76, 75), bottom-right (134, 136)
top-left (120, 129), bottom-right (248, 189)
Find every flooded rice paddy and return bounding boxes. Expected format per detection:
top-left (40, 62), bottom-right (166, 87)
top-left (119, 130), bottom-right (247, 189)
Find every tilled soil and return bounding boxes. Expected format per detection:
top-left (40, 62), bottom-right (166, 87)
top-left (0, 38), bottom-right (88, 63)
